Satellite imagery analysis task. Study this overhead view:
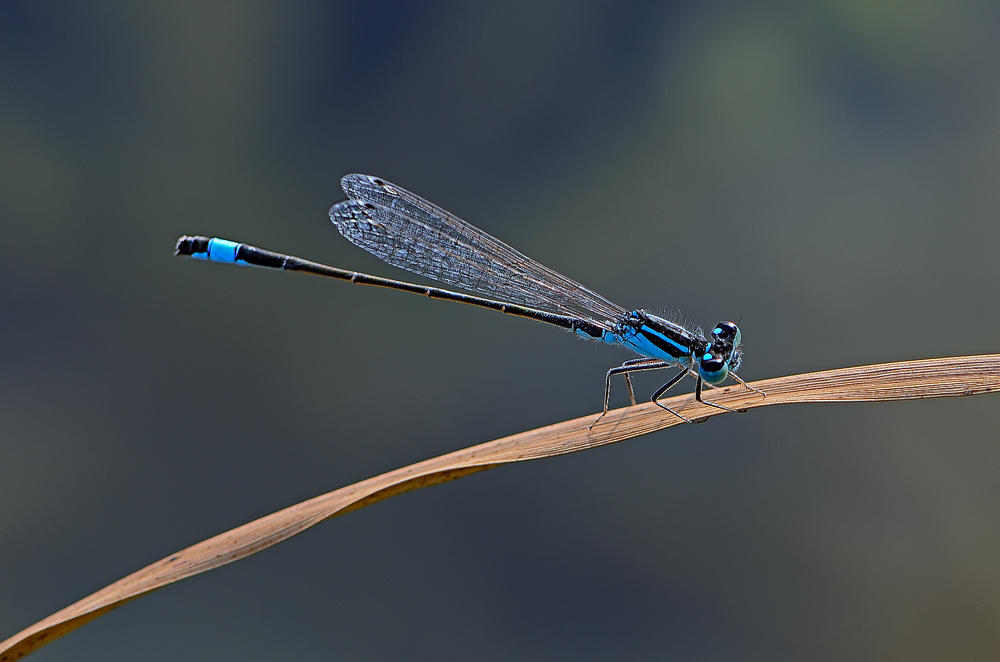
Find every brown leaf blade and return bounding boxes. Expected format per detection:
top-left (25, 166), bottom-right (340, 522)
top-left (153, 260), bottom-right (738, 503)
top-left (3, 354), bottom-right (999, 660)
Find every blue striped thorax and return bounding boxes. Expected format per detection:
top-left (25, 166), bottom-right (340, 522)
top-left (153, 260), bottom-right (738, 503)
top-left (610, 310), bottom-right (705, 366)
top-left (600, 312), bottom-right (743, 385)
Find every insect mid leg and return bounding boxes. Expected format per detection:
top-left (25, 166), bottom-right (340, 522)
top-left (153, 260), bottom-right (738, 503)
top-left (649, 368), bottom-right (695, 423)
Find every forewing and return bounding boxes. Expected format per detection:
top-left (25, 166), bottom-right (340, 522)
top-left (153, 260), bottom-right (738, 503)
top-left (330, 174), bottom-right (626, 324)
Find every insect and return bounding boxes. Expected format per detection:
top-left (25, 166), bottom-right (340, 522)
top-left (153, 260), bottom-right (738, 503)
top-left (176, 174), bottom-right (760, 422)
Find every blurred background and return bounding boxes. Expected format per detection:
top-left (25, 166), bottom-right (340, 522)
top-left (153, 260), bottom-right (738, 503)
top-left (2, 1), bottom-right (999, 660)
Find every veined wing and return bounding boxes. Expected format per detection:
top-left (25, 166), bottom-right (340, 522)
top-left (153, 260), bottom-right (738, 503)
top-left (329, 174), bottom-right (627, 326)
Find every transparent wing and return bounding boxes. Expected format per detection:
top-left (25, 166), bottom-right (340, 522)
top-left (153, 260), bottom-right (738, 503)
top-left (329, 174), bottom-right (627, 326)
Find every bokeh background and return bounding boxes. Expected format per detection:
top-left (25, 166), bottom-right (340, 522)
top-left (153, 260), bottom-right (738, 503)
top-left (2, 1), bottom-right (999, 660)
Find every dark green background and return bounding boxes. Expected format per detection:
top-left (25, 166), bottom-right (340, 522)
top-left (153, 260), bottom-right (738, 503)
top-left (2, 1), bottom-right (999, 659)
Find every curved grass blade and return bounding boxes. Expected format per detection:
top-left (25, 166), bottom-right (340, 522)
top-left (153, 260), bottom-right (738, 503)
top-left (2, 354), bottom-right (999, 660)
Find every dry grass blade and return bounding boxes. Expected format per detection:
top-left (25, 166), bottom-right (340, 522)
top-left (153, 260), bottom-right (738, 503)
top-left (3, 354), bottom-right (999, 660)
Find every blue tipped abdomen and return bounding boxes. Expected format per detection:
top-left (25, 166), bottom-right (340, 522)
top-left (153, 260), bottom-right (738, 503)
top-left (189, 238), bottom-right (242, 264)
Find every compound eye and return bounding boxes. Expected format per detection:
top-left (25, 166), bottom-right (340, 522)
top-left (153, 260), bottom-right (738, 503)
top-left (701, 355), bottom-right (724, 371)
top-left (712, 322), bottom-right (741, 353)
top-left (698, 353), bottom-right (730, 385)
top-left (712, 321), bottom-right (737, 340)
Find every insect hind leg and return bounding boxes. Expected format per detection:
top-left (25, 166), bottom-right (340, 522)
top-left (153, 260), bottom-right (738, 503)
top-left (591, 358), bottom-right (671, 429)
top-left (619, 358), bottom-right (666, 406)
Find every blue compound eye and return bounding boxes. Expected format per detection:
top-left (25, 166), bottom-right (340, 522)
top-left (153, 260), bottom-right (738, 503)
top-left (709, 322), bottom-right (741, 365)
top-left (698, 355), bottom-right (730, 385)
top-left (712, 321), bottom-right (739, 342)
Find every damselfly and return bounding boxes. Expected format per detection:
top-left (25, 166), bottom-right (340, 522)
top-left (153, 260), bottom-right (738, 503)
top-left (176, 174), bottom-right (760, 422)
